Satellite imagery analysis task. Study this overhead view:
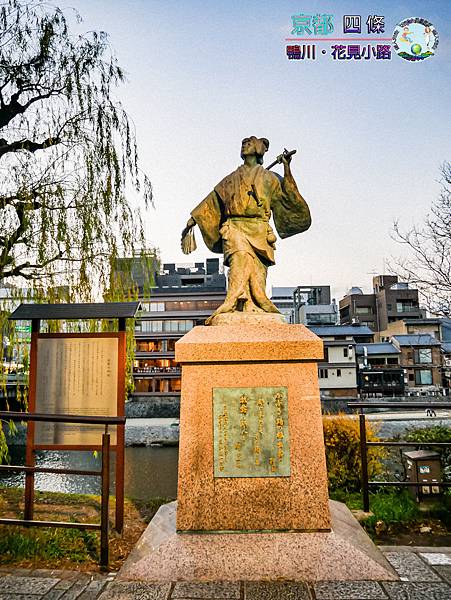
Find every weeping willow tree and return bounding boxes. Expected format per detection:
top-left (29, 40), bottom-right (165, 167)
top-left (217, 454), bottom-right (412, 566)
top-left (0, 1), bottom-right (154, 460)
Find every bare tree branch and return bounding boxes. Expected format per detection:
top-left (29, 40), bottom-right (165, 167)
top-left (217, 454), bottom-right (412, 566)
top-left (390, 163), bottom-right (451, 317)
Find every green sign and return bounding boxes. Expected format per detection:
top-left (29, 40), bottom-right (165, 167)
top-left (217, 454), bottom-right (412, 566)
top-left (213, 386), bottom-right (290, 478)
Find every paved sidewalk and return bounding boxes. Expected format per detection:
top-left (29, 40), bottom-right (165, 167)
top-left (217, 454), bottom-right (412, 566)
top-left (0, 567), bottom-right (115, 599)
top-left (1, 548), bottom-right (451, 599)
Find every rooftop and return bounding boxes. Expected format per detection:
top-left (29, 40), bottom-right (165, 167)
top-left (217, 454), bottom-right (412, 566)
top-left (309, 325), bottom-right (373, 337)
top-left (391, 334), bottom-right (441, 347)
top-left (271, 286), bottom-right (296, 298)
top-left (356, 343), bottom-right (400, 355)
top-left (9, 302), bottom-right (141, 320)
top-left (404, 318), bottom-right (451, 325)
top-left (304, 304), bottom-right (337, 314)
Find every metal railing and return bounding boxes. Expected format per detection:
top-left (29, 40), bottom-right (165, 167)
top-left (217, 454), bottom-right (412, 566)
top-left (0, 411), bottom-right (126, 568)
top-left (347, 402), bottom-right (451, 512)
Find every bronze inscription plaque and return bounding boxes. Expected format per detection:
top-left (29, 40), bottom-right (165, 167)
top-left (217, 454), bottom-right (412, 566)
top-left (213, 386), bottom-right (290, 478)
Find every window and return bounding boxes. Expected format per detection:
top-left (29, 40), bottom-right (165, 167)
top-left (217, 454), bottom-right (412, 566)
top-left (319, 368), bottom-right (328, 379)
top-left (167, 339), bottom-right (177, 351)
top-left (323, 347), bottom-right (329, 362)
top-left (139, 320), bottom-right (164, 333)
top-left (387, 357), bottom-right (398, 365)
top-left (165, 320), bottom-right (194, 332)
top-left (368, 358), bottom-right (384, 367)
top-left (133, 358), bottom-right (179, 373)
top-left (155, 379), bottom-right (170, 392)
top-left (355, 306), bottom-right (373, 315)
top-left (337, 369), bottom-right (342, 377)
top-left (341, 306), bottom-right (350, 318)
top-left (150, 302), bottom-right (165, 312)
top-left (416, 348), bottom-right (432, 364)
top-left (408, 373), bottom-right (414, 381)
top-left (134, 379), bottom-right (152, 393)
top-left (415, 369), bottom-right (433, 385)
top-left (169, 379), bottom-right (181, 392)
top-left (396, 300), bottom-right (418, 313)
top-left (165, 300), bottom-right (196, 311)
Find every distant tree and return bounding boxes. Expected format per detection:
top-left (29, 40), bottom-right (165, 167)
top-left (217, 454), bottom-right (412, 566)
top-left (391, 162), bottom-right (451, 317)
top-left (0, 0), bottom-right (152, 294)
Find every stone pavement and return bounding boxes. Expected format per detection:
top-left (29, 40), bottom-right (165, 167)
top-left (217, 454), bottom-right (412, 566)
top-left (0, 567), bottom-right (115, 599)
top-left (1, 548), bottom-right (451, 599)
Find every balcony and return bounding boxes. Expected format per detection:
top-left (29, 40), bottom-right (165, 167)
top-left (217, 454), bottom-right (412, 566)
top-left (133, 366), bottom-right (181, 375)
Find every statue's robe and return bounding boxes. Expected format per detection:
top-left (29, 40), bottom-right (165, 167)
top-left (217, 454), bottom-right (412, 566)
top-left (191, 164), bottom-right (310, 267)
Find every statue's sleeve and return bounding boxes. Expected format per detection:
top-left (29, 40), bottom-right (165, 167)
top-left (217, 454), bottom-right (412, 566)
top-left (191, 191), bottom-right (224, 254)
top-left (270, 172), bottom-right (311, 239)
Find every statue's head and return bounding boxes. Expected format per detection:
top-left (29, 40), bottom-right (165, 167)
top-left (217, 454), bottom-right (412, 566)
top-left (241, 136), bottom-right (269, 165)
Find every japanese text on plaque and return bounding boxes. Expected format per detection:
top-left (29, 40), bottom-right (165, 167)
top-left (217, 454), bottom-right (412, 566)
top-left (213, 387), bottom-right (290, 477)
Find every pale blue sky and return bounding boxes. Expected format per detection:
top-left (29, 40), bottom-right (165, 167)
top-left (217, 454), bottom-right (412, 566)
top-left (61, 0), bottom-right (451, 300)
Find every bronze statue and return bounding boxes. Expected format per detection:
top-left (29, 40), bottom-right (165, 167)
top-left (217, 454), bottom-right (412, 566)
top-left (181, 136), bottom-right (311, 324)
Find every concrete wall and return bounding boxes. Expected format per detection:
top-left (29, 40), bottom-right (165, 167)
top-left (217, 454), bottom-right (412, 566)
top-left (126, 395), bottom-right (180, 418)
top-left (321, 395), bottom-right (448, 414)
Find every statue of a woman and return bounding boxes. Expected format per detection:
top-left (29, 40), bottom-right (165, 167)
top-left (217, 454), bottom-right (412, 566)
top-left (181, 136), bottom-right (311, 324)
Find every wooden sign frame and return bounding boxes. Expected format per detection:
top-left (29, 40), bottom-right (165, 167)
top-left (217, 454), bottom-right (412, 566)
top-left (25, 322), bottom-right (126, 532)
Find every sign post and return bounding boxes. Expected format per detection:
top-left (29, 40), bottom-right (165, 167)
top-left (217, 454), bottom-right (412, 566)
top-left (9, 302), bottom-right (140, 534)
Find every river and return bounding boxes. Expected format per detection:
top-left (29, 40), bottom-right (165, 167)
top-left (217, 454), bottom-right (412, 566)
top-left (0, 446), bottom-right (179, 500)
top-left (0, 416), bottom-right (449, 499)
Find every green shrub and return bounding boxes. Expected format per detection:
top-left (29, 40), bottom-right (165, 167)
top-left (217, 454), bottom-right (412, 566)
top-left (364, 489), bottom-right (419, 533)
top-left (322, 414), bottom-right (386, 493)
top-left (0, 527), bottom-right (99, 563)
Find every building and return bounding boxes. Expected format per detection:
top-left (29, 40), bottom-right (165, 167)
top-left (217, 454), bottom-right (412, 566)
top-left (442, 342), bottom-right (451, 395)
top-left (356, 342), bottom-right (404, 397)
top-left (391, 334), bottom-right (442, 395)
top-left (130, 259), bottom-right (227, 417)
top-left (293, 285), bottom-right (338, 326)
top-left (309, 325), bottom-right (374, 399)
top-left (339, 287), bottom-right (377, 329)
top-left (270, 286), bottom-right (296, 322)
top-left (110, 253), bottom-right (158, 296)
top-left (340, 275), bottom-right (423, 334)
top-left (380, 317), bottom-right (451, 343)
top-left (373, 275), bottom-right (423, 331)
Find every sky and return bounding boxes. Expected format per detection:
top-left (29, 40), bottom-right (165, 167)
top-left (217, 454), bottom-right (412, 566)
top-left (61, 0), bottom-right (451, 301)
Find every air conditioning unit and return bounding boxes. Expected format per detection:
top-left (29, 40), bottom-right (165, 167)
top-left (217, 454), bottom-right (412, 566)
top-left (445, 358), bottom-right (451, 367)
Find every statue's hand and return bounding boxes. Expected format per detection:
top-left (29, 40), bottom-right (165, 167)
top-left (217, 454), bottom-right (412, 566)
top-left (181, 217), bottom-right (197, 255)
top-left (181, 217), bottom-right (196, 240)
top-left (281, 151), bottom-right (293, 167)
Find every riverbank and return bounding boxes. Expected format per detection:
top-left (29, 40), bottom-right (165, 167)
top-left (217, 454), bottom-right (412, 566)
top-left (0, 487), bottom-right (168, 572)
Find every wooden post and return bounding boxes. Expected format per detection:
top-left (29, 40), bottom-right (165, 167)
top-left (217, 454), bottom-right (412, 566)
top-left (359, 411), bottom-right (370, 512)
top-left (115, 321), bottom-right (126, 533)
top-left (100, 428), bottom-right (110, 569)
top-left (24, 319), bottom-right (40, 521)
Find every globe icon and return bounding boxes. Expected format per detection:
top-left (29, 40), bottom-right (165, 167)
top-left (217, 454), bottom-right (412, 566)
top-left (411, 43), bottom-right (422, 55)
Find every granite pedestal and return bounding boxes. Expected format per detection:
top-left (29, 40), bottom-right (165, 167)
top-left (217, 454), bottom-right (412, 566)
top-left (116, 322), bottom-right (398, 583)
top-left (175, 323), bottom-right (330, 532)
top-left (117, 500), bottom-right (398, 582)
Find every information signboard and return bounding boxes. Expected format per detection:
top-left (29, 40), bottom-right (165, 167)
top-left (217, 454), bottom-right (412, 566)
top-left (34, 336), bottom-right (119, 446)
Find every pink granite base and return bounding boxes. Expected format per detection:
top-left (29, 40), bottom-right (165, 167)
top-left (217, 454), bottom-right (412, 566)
top-left (117, 501), bottom-right (398, 583)
top-left (175, 324), bottom-right (331, 532)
